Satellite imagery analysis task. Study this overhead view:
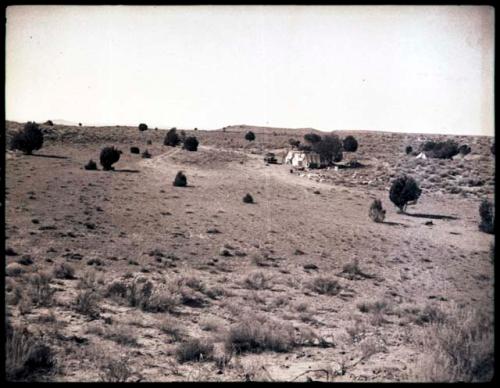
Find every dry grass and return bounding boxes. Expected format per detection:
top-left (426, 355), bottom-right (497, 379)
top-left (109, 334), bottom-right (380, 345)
top-left (412, 306), bottom-right (494, 382)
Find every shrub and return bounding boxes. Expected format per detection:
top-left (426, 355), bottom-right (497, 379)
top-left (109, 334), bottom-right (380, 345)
top-left (389, 175), bottom-right (421, 212)
top-left (413, 306), bottom-right (493, 382)
top-left (146, 139), bottom-right (152, 145)
top-left (164, 128), bottom-right (180, 147)
top-left (84, 160), bottom-right (98, 170)
top-left (75, 290), bottom-right (100, 318)
top-left (288, 139), bottom-right (300, 148)
top-left (173, 171), bottom-right (187, 187)
top-left (27, 272), bottom-right (55, 307)
top-left (369, 199), bottom-right (386, 223)
top-left (308, 277), bottom-right (341, 295)
top-left (6, 325), bottom-right (55, 381)
top-left (343, 135), bottom-right (358, 152)
top-left (405, 145), bottom-right (413, 155)
top-left (10, 122), bottom-right (44, 155)
top-left (225, 318), bottom-right (296, 354)
top-left (130, 147), bottom-right (140, 154)
top-left (245, 131), bottom-right (256, 141)
top-left (304, 133), bottom-right (322, 144)
top-left (479, 199), bottom-right (494, 234)
top-left (244, 272), bottom-right (270, 290)
top-left (312, 134), bottom-right (343, 164)
top-left (183, 136), bottom-right (199, 151)
top-left (458, 144), bottom-right (471, 156)
top-left (138, 123), bottom-right (148, 131)
top-left (78, 123), bottom-right (82, 126)
top-left (160, 317), bottom-right (185, 341)
top-left (99, 146), bottom-right (122, 171)
top-left (243, 193), bottom-right (254, 203)
top-left (53, 262), bottom-right (75, 279)
top-left (44, 120), bottom-right (54, 126)
top-left (100, 358), bottom-right (134, 382)
top-left (423, 140), bottom-right (459, 159)
top-left (297, 144), bottom-right (312, 152)
top-left (176, 338), bottom-right (214, 363)
top-left (106, 281), bottom-right (128, 299)
top-left (141, 149), bottom-right (152, 159)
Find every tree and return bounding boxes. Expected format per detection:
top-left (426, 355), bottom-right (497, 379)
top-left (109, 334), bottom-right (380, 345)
top-left (458, 144), bottom-right (471, 156)
top-left (138, 123), bottom-right (148, 131)
top-left (164, 128), bottom-right (180, 147)
top-left (389, 175), bottom-right (422, 212)
top-left (100, 146), bottom-right (122, 171)
top-left (312, 134), bottom-right (343, 165)
top-left (288, 139), bottom-right (300, 148)
top-left (173, 171), bottom-right (187, 187)
top-left (10, 122), bottom-right (44, 155)
top-left (245, 131), bottom-right (256, 141)
top-left (44, 120), bottom-right (54, 126)
top-left (304, 133), bottom-right (322, 144)
top-left (183, 136), bottom-right (199, 152)
top-left (422, 140), bottom-right (459, 159)
top-left (343, 136), bottom-right (358, 152)
top-left (479, 199), bottom-right (494, 234)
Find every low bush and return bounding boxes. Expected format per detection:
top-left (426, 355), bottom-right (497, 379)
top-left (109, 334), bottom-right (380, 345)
top-left (141, 149), bottom-right (152, 159)
top-left (99, 147), bottom-right (122, 171)
top-left (27, 272), bottom-right (55, 307)
top-left (478, 199), bottom-right (494, 234)
top-left (405, 145), bottom-right (413, 155)
top-left (369, 199), bottom-right (386, 223)
top-left (6, 324), bottom-right (55, 381)
top-left (176, 338), bottom-right (214, 363)
top-left (308, 277), bottom-right (341, 295)
top-left (173, 171), bottom-right (187, 187)
top-left (225, 318), bottom-right (296, 354)
top-left (53, 262), bottom-right (75, 279)
top-left (130, 147), bottom-right (140, 154)
top-left (75, 289), bottom-right (100, 318)
top-left (243, 272), bottom-right (270, 290)
top-left (84, 160), bottom-right (98, 170)
top-left (100, 358), bottom-right (134, 382)
top-left (413, 306), bottom-right (493, 382)
top-left (243, 193), bottom-right (254, 204)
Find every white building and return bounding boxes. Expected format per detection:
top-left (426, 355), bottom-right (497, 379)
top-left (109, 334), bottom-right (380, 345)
top-left (284, 150), bottom-right (321, 168)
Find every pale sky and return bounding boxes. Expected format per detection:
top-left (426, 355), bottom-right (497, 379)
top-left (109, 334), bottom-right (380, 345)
top-left (5, 5), bottom-right (495, 136)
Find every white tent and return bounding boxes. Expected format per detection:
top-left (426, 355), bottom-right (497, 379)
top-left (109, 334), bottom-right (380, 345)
top-left (416, 152), bottom-right (427, 159)
top-left (285, 150), bottom-right (321, 168)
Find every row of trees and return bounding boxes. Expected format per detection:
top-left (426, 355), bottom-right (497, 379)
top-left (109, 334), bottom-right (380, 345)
top-left (288, 133), bottom-right (358, 165)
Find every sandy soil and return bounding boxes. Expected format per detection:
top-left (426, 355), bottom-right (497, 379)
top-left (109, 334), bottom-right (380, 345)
top-left (4, 121), bottom-right (495, 381)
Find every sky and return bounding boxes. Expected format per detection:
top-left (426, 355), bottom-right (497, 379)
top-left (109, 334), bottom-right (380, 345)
top-left (5, 5), bottom-right (495, 136)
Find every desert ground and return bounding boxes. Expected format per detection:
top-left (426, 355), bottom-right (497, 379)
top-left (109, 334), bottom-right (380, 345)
top-left (4, 121), bottom-right (495, 382)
